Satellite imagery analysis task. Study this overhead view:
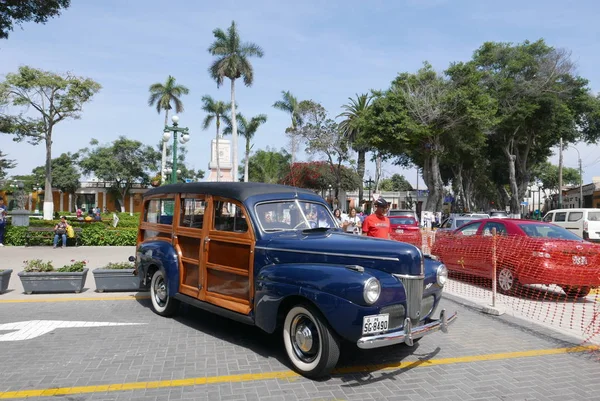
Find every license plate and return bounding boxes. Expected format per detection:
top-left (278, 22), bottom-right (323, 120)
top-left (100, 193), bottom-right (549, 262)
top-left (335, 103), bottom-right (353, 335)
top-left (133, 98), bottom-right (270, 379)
top-left (572, 255), bottom-right (588, 265)
top-left (395, 229), bottom-right (404, 234)
top-left (362, 313), bottom-right (389, 335)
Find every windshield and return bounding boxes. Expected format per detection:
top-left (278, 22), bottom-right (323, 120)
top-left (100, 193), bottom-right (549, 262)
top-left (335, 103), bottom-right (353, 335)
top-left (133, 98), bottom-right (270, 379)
top-left (518, 223), bottom-right (583, 241)
top-left (255, 200), bottom-right (337, 232)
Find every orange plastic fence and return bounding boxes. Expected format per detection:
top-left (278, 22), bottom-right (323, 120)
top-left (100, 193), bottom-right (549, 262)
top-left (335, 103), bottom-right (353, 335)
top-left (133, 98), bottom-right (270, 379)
top-left (391, 228), bottom-right (600, 345)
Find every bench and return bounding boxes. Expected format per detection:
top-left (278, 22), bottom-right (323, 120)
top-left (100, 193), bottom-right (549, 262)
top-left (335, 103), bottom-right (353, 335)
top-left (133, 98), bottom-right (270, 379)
top-left (26, 227), bottom-right (83, 247)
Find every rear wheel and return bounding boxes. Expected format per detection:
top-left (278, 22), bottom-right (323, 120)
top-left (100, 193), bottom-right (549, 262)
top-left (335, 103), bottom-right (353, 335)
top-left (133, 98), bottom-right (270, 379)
top-left (282, 304), bottom-right (340, 378)
top-left (150, 269), bottom-right (179, 317)
top-left (497, 267), bottom-right (519, 295)
top-left (562, 286), bottom-right (591, 299)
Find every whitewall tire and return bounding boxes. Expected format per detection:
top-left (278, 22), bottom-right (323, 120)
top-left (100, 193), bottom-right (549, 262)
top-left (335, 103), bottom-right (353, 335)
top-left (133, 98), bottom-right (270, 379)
top-left (282, 304), bottom-right (340, 378)
top-left (150, 269), bottom-right (179, 317)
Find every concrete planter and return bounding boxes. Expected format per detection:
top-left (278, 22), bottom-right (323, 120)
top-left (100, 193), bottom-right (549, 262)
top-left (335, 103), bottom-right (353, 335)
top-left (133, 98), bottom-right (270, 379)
top-left (92, 268), bottom-right (140, 292)
top-left (18, 268), bottom-right (88, 294)
top-left (0, 269), bottom-right (12, 294)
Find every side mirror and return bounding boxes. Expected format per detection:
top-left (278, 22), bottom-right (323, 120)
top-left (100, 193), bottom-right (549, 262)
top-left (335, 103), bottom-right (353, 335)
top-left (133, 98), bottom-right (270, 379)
top-left (128, 256), bottom-right (135, 262)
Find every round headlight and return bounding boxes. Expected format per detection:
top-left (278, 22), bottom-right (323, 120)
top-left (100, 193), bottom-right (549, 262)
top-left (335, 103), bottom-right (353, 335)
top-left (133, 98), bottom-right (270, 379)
top-left (436, 264), bottom-right (448, 287)
top-left (363, 277), bottom-right (381, 305)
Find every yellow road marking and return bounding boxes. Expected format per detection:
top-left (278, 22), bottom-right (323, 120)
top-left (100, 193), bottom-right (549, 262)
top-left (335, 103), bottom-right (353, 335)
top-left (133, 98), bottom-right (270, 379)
top-left (0, 295), bottom-right (150, 303)
top-left (0, 345), bottom-right (596, 399)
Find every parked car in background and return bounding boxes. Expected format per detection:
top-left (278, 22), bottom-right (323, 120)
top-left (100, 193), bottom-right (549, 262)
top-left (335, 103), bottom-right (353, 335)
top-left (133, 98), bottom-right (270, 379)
top-left (135, 182), bottom-right (456, 378)
top-left (389, 216), bottom-right (421, 247)
top-left (438, 216), bottom-right (482, 233)
top-left (488, 210), bottom-right (510, 219)
top-left (431, 218), bottom-right (600, 298)
top-left (461, 213), bottom-right (490, 219)
top-left (542, 208), bottom-right (600, 242)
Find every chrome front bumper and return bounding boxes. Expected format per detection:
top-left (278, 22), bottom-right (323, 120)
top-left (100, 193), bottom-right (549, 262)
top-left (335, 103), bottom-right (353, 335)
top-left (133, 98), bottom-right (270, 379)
top-left (356, 309), bottom-right (458, 349)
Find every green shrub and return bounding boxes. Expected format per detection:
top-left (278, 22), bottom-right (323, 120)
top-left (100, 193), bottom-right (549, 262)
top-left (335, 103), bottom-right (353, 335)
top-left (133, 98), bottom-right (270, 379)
top-left (5, 226), bottom-right (27, 246)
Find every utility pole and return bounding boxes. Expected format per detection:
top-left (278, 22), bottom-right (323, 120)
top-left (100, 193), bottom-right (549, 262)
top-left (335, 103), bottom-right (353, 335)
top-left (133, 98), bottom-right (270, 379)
top-left (558, 137), bottom-right (563, 208)
top-left (579, 155), bottom-right (583, 208)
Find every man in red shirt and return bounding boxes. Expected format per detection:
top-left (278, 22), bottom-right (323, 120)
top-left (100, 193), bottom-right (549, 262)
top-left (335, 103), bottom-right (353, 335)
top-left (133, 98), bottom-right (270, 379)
top-left (362, 198), bottom-right (391, 239)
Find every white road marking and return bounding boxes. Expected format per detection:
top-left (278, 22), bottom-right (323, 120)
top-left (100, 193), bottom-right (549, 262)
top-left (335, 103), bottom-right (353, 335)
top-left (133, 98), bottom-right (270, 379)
top-left (0, 320), bottom-right (145, 341)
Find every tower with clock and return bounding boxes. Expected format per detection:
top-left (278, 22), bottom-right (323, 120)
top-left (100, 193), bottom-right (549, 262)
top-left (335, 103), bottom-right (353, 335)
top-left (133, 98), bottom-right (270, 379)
top-left (207, 138), bottom-right (233, 182)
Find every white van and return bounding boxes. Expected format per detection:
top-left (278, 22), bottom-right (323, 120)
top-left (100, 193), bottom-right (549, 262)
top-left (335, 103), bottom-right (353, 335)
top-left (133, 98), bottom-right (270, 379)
top-left (542, 208), bottom-right (600, 242)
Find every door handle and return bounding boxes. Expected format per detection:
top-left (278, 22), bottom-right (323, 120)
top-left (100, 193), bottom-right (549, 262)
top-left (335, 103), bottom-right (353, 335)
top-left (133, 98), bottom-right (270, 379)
top-left (204, 237), bottom-right (210, 252)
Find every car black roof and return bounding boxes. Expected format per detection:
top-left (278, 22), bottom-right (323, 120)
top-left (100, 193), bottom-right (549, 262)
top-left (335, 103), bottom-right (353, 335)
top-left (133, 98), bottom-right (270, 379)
top-left (143, 182), bottom-right (317, 202)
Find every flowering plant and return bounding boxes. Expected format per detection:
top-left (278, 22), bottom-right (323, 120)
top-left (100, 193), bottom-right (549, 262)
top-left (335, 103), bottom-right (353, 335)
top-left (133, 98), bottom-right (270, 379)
top-left (58, 259), bottom-right (87, 272)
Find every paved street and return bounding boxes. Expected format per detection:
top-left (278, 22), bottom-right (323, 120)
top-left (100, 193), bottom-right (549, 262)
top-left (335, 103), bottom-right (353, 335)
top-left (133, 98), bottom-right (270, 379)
top-left (1, 247), bottom-right (600, 400)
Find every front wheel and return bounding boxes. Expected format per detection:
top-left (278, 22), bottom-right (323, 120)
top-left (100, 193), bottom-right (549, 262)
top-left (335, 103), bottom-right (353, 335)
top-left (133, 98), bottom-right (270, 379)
top-left (562, 286), bottom-right (591, 299)
top-left (150, 269), bottom-right (179, 317)
top-left (283, 304), bottom-right (340, 378)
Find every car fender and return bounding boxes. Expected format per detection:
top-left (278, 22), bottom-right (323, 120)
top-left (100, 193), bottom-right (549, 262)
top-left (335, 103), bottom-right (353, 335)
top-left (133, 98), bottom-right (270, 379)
top-left (254, 263), bottom-right (404, 339)
top-left (137, 240), bottom-right (180, 296)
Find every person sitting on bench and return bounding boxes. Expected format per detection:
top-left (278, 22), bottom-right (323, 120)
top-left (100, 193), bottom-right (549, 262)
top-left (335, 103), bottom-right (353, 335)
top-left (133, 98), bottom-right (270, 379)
top-left (53, 216), bottom-right (70, 249)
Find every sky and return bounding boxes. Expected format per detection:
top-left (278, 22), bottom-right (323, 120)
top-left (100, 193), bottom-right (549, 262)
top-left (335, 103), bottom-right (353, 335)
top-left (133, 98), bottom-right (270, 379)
top-left (1, 0), bottom-right (600, 188)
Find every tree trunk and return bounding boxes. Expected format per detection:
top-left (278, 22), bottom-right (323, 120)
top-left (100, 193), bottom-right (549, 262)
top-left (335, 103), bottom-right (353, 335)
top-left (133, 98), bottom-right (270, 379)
top-left (161, 111), bottom-right (169, 184)
top-left (43, 126), bottom-right (54, 220)
top-left (375, 153), bottom-right (382, 192)
top-left (230, 79), bottom-right (238, 182)
top-left (357, 149), bottom-right (366, 205)
top-left (216, 116), bottom-right (221, 182)
top-left (120, 186), bottom-right (128, 213)
top-left (244, 137), bottom-right (250, 182)
top-left (503, 145), bottom-right (520, 215)
top-left (423, 146), bottom-right (444, 213)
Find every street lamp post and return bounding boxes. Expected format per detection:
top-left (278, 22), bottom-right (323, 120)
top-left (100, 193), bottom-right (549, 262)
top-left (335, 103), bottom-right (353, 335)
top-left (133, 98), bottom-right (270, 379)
top-left (328, 184), bottom-right (332, 209)
top-left (568, 146), bottom-right (583, 208)
top-left (364, 177), bottom-right (374, 214)
top-left (162, 115), bottom-right (190, 184)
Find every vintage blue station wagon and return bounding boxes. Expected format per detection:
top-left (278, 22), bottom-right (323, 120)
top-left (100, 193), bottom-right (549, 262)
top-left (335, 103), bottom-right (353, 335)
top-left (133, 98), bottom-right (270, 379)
top-left (134, 182), bottom-right (457, 378)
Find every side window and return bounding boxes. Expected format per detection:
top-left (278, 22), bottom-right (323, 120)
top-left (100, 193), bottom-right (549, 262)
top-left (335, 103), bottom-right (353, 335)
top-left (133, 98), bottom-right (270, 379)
top-left (180, 198), bottom-right (206, 229)
top-left (145, 198), bottom-right (175, 225)
top-left (554, 212), bottom-right (567, 222)
top-left (542, 213), bottom-right (553, 223)
top-left (568, 212), bottom-right (583, 222)
top-left (457, 222), bottom-right (480, 236)
top-left (482, 222), bottom-right (507, 236)
top-left (588, 212), bottom-right (600, 221)
top-left (213, 200), bottom-right (248, 233)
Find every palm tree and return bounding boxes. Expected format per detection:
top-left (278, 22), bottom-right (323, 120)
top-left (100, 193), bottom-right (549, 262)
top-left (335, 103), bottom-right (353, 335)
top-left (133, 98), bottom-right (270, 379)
top-left (338, 93), bottom-right (372, 204)
top-left (208, 20), bottom-right (264, 182)
top-left (272, 90), bottom-right (303, 178)
top-left (224, 113), bottom-right (268, 182)
top-left (148, 76), bottom-right (190, 184)
top-left (201, 95), bottom-right (231, 182)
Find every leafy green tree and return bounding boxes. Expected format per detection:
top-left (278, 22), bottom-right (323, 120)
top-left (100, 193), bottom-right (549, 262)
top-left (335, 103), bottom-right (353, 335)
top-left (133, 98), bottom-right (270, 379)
top-left (0, 0), bottom-right (70, 39)
top-left (296, 101), bottom-right (353, 202)
top-left (208, 20), bottom-right (264, 182)
top-left (0, 66), bottom-right (101, 219)
top-left (531, 161), bottom-right (580, 194)
top-left (0, 151), bottom-right (16, 179)
top-left (224, 113), bottom-right (268, 182)
top-left (272, 90), bottom-right (304, 169)
top-left (31, 153), bottom-right (80, 194)
top-left (246, 147), bottom-right (291, 183)
top-left (148, 75), bottom-right (189, 183)
top-left (79, 137), bottom-right (158, 212)
top-left (338, 93), bottom-right (372, 203)
top-left (201, 95), bottom-right (231, 182)
top-left (379, 174), bottom-right (413, 191)
top-left (470, 39), bottom-right (600, 213)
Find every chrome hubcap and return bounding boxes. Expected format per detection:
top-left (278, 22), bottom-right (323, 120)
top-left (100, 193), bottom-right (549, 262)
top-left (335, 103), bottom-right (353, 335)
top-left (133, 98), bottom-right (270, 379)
top-left (498, 269), bottom-right (513, 291)
top-left (290, 314), bottom-right (319, 363)
top-left (154, 277), bottom-right (167, 306)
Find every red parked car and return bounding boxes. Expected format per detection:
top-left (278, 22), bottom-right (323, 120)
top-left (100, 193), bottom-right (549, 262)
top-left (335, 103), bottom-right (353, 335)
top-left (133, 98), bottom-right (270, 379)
top-left (389, 216), bottom-right (421, 247)
top-left (431, 218), bottom-right (600, 298)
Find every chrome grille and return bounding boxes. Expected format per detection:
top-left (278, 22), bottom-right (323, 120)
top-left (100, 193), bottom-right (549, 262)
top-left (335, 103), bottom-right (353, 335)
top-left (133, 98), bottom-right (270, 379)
top-left (396, 275), bottom-right (424, 325)
top-left (380, 304), bottom-right (406, 330)
top-left (420, 295), bottom-right (435, 319)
